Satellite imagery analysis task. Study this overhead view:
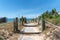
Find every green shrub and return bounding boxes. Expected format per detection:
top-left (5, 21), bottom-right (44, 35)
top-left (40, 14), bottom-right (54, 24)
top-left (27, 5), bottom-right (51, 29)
top-left (0, 38), bottom-right (3, 40)
top-left (52, 17), bottom-right (60, 25)
top-left (20, 16), bottom-right (27, 25)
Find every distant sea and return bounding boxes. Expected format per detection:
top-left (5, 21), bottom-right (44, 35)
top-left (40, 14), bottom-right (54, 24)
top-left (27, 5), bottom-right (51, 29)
top-left (7, 18), bottom-right (31, 22)
top-left (7, 18), bottom-right (14, 22)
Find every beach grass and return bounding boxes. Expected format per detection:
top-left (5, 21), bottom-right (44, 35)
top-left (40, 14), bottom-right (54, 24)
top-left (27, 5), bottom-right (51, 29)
top-left (0, 22), bottom-right (24, 40)
top-left (0, 22), bottom-right (23, 32)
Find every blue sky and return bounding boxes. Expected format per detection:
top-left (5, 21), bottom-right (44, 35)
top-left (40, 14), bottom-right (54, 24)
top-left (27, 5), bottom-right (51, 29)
top-left (0, 0), bottom-right (60, 18)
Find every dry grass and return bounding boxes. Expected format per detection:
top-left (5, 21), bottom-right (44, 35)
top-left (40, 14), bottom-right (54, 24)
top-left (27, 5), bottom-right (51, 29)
top-left (8, 33), bottom-right (20, 40)
top-left (18, 22), bottom-right (24, 30)
top-left (0, 22), bottom-right (24, 40)
top-left (0, 22), bottom-right (13, 33)
top-left (0, 22), bottom-right (23, 32)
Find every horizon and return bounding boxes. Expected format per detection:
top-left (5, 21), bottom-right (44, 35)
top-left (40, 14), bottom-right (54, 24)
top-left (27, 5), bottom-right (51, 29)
top-left (0, 0), bottom-right (60, 18)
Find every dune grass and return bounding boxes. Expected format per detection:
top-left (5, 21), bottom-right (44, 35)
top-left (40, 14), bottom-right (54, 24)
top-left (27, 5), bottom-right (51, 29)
top-left (0, 22), bottom-right (24, 40)
top-left (0, 22), bottom-right (23, 33)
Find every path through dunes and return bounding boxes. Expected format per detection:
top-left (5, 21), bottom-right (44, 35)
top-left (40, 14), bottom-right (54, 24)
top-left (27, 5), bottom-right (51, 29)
top-left (18, 34), bottom-right (43, 40)
top-left (18, 23), bottom-right (42, 40)
top-left (21, 27), bottom-right (41, 33)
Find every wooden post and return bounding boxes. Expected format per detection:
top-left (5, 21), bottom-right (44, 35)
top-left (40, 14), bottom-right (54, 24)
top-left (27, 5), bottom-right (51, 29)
top-left (13, 17), bottom-right (18, 32)
top-left (15, 17), bottom-right (18, 31)
top-left (42, 15), bottom-right (45, 31)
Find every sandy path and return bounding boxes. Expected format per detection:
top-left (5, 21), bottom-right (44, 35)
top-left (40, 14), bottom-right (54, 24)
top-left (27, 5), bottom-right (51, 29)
top-left (18, 34), bottom-right (41, 40)
top-left (21, 27), bottom-right (41, 33)
top-left (18, 33), bottom-right (46, 40)
top-left (18, 23), bottom-right (42, 40)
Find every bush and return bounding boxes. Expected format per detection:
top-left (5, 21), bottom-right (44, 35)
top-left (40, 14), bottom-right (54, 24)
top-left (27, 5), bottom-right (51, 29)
top-left (52, 17), bottom-right (60, 25)
top-left (0, 36), bottom-right (4, 40)
top-left (20, 16), bottom-right (27, 25)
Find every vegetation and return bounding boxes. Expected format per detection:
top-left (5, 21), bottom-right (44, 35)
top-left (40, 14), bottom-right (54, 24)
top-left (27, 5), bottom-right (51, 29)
top-left (0, 17), bottom-right (6, 23)
top-left (31, 18), bottom-right (36, 22)
top-left (20, 16), bottom-right (27, 25)
top-left (0, 37), bottom-right (3, 40)
top-left (38, 8), bottom-right (60, 26)
top-left (0, 18), bottom-right (23, 40)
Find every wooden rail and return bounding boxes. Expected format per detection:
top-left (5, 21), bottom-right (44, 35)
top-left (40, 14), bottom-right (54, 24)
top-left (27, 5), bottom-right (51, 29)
top-left (45, 21), bottom-right (60, 29)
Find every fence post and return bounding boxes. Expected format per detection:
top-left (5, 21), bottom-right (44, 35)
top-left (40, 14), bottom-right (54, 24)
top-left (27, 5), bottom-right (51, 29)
top-left (13, 17), bottom-right (18, 33)
top-left (42, 15), bottom-right (46, 31)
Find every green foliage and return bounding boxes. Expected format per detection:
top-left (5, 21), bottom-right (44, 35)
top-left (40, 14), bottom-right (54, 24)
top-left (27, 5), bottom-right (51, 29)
top-left (52, 17), bottom-right (60, 25)
top-left (38, 16), bottom-right (41, 20)
top-left (42, 8), bottom-right (59, 19)
top-left (51, 8), bottom-right (58, 15)
top-left (24, 17), bottom-right (27, 23)
top-left (20, 16), bottom-right (27, 25)
top-left (0, 37), bottom-right (3, 40)
top-left (38, 8), bottom-right (60, 26)
top-left (38, 8), bottom-right (59, 19)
